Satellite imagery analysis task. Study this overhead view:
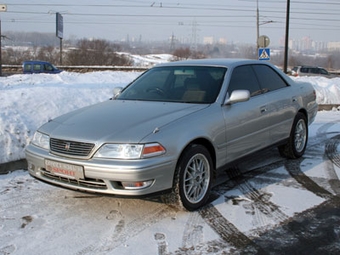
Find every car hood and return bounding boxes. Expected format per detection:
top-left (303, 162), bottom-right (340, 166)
top-left (39, 100), bottom-right (208, 143)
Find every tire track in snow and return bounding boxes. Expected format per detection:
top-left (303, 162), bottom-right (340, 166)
top-left (181, 211), bottom-right (204, 250)
top-left (199, 204), bottom-right (268, 254)
top-left (249, 195), bottom-right (340, 254)
top-left (324, 134), bottom-right (340, 195)
top-left (315, 123), bottom-right (340, 194)
top-left (226, 166), bottom-right (290, 224)
top-left (325, 134), bottom-right (340, 169)
top-left (234, 179), bottom-right (289, 223)
top-left (284, 158), bottom-right (333, 199)
top-left (284, 122), bottom-right (340, 198)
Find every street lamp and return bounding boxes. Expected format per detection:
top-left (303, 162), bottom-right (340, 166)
top-left (0, 4), bottom-right (7, 76)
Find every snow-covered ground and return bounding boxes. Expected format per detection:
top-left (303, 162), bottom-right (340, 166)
top-left (1, 56), bottom-right (340, 254)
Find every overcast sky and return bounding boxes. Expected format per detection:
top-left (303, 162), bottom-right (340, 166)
top-left (1, 0), bottom-right (340, 46)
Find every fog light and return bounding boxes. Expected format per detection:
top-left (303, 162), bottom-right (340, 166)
top-left (121, 180), bottom-right (153, 190)
top-left (28, 162), bottom-right (35, 170)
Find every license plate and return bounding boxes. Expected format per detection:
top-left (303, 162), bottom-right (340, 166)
top-left (45, 160), bottom-right (84, 180)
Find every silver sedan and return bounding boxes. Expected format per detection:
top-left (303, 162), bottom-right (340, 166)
top-left (25, 59), bottom-right (318, 211)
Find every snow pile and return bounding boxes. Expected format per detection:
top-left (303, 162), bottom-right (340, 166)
top-left (0, 71), bottom-right (141, 164)
top-left (294, 76), bottom-right (340, 104)
top-left (130, 53), bottom-right (174, 66)
top-left (116, 52), bottom-right (173, 66)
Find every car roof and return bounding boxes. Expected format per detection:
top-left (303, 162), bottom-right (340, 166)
top-left (155, 58), bottom-right (274, 69)
top-left (23, 60), bottom-right (52, 64)
top-left (296, 65), bottom-right (325, 69)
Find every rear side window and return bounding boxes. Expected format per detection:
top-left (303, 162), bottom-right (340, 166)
top-left (24, 64), bottom-right (32, 71)
top-left (310, 68), bottom-right (318, 74)
top-left (252, 65), bottom-right (288, 92)
top-left (33, 64), bottom-right (41, 71)
top-left (300, 67), bottom-right (308, 73)
top-left (228, 65), bottom-right (262, 97)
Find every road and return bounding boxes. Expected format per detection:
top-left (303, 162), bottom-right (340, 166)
top-left (1, 115), bottom-right (340, 255)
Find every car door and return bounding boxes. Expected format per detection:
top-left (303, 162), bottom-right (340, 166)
top-left (223, 65), bottom-right (270, 163)
top-left (252, 64), bottom-right (297, 144)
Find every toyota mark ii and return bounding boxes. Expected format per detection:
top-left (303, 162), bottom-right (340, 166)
top-left (25, 59), bottom-right (318, 211)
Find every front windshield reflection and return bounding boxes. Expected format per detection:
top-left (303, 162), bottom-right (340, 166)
top-left (117, 66), bottom-right (227, 104)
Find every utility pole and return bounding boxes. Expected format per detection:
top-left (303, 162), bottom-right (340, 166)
top-left (256, 0), bottom-right (259, 50)
top-left (190, 19), bottom-right (198, 52)
top-left (0, 19), bottom-right (2, 77)
top-left (0, 4), bottom-right (7, 77)
top-left (283, 0), bottom-right (291, 73)
top-left (56, 12), bottom-right (63, 65)
top-left (170, 33), bottom-right (175, 52)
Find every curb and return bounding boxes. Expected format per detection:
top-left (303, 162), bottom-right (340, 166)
top-left (0, 159), bottom-right (27, 175)
top-left (318, 104), bottom-right (340, 111)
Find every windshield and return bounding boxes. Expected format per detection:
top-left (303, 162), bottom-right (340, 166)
top-left (117, 66), bottom-right (227, 103)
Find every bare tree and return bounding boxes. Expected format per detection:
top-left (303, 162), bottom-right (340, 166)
top-left (2, 48), bottom-right (32, 64)
top-left (65, 39), bottom-right (132, 66)
top-left (172, 47), bottom-right (191, 60)
top-left (35, 46), bottom-right (60, 64)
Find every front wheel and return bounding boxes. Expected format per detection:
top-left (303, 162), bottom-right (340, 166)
top-left (163, 144), bottom-right (213, 211)
top-left (278, 112), bottom-right (308, 159)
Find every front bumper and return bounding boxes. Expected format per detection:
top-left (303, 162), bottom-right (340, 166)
top-left (25, 144), bottom-right (176, 196)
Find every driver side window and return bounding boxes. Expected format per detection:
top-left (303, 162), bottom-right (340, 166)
top-left (228, 65), bottom-right (262, 97)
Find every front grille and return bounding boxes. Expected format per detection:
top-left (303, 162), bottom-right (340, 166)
top-left (50, 138), bottom-right (95, 157)
top-left (41, 169), bottom-right (107, 190)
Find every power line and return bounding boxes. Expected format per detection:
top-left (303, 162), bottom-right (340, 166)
top-left (3, 1), bottom-right (340, 42)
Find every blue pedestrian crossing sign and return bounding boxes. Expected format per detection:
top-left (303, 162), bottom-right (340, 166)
top-left (258, 48), bottom-right (270, 60)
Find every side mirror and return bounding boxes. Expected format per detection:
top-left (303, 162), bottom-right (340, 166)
top-left (224, 90), bottom-right (250, 105)
top-left (112, 87), bottom-right (123, 99)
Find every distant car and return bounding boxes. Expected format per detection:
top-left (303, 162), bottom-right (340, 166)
top-left (23, 60), bottom-right (62, 74)
top-left (291, 65), bottom-right (334, 78)
top-left (25, 59), bottom-right (318, 211)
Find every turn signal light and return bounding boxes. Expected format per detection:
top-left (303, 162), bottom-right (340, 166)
top-left (142, 143), bottom-right (166, 158)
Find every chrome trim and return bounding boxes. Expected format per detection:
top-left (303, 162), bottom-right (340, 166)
top-left (40, 168), bottom-right (107, 190)
top-left (50, 138), bottom-right (95, 157)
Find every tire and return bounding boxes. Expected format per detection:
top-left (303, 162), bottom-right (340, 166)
top-left (163, 144), bottom-right (213, 211)
top-left (278, 112), bottom-right (308, 159)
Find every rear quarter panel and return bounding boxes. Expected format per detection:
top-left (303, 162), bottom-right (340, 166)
top-left (293, 81), bottom-right (318, 125)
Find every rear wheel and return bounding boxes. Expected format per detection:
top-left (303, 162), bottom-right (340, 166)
top-left (163, 144), bottom-right (213, 211)
top-left (278, 112), bottom-right (308, 159)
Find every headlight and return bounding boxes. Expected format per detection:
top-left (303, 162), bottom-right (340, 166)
top-left (31, 131), bottom-right (50, 150)
top-left (94, 143), bottom-right (166, 159)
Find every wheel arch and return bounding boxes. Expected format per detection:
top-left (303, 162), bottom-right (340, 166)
top-left (177, 138), bottom-right (217, 178)
top-left (298, 108), bottom-right (308, 124)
